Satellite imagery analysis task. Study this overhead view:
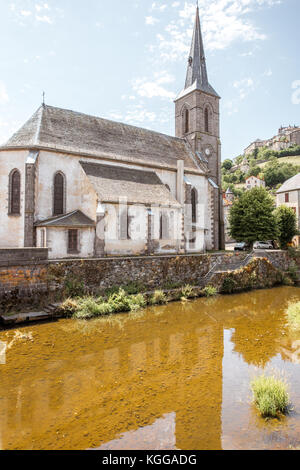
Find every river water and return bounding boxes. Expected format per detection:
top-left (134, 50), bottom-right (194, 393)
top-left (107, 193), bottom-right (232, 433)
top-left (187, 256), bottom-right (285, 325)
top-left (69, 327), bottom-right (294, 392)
top-left (0, 286), bottom-right (300, 450)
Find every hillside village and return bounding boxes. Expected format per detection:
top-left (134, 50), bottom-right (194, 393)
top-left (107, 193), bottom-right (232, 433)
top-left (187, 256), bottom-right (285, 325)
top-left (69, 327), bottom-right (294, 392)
top-left (222, 126), bottom-right (300, 243)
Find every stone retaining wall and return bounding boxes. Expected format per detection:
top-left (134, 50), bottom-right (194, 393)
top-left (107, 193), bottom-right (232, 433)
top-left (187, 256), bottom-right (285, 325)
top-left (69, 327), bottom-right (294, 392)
top-left (0, 250), bottom-right (293, 312)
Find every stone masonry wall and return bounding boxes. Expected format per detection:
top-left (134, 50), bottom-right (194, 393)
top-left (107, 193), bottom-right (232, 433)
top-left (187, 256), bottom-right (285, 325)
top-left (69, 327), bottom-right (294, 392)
top-left (0, 250), bottom-right (293, 312)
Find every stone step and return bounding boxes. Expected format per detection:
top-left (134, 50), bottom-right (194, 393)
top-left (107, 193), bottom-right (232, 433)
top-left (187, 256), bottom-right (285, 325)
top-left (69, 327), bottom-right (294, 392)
top-left (0, 311), bottom-right (56, 326)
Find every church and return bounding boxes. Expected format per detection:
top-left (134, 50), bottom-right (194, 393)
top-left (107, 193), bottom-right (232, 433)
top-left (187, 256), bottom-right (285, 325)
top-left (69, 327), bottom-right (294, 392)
top-left (0, 7), bottom-right (224, 259)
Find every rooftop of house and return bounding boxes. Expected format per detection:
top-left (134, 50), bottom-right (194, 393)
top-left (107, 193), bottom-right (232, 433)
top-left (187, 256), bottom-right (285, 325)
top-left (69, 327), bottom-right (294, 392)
top-left (277, 173), bottom-right (300, 194)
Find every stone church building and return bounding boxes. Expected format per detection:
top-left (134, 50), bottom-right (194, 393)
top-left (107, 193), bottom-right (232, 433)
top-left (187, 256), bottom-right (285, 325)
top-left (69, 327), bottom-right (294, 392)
top-left (0, 7), bottom-right (224, 259)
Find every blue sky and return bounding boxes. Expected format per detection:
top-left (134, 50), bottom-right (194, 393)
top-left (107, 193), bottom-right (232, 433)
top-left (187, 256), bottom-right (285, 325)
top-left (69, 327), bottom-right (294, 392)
top-left (0, 0), bottom-right (299, 159)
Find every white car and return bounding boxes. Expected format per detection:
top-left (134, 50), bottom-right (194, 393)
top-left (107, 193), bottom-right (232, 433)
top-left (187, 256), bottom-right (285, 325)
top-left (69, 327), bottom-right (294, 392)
top-left (253, 241), bottom-right (273, 250)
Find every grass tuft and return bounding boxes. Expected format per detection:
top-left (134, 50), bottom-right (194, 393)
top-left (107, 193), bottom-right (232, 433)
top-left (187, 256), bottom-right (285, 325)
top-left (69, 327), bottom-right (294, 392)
top-left (251, 374), bottom-right (290, 417)
top-left (286, 301), bottom-right (300, 330)
top-left (150, 290), bottom-right (168, 305)
top-left (181, 284), bottom-right (194, 300)
top-left (202, 286), bottom-right (217, 297)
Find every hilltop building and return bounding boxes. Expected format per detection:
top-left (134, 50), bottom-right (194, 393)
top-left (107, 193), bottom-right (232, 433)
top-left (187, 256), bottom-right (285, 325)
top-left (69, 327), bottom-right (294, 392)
top-left (244, 126), bottom-right (300, 156)
top-left (245, 176), bottom-right (266, 190)
top-left (0, 6), bottom-right (224, 259)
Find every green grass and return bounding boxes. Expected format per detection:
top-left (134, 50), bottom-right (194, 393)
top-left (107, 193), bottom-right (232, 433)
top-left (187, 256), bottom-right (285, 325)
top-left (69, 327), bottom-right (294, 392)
top-left (150, 290), bottom-right (168, 305)
top-left (181, 284), bottom-right (195, 299)
top-left (202, 286), bottom-right (218, 297)
top-left (286, 301), bottom-right (300, 330)
top-left (258, 155), bottom-right (300, 168)
top-left (251, 374), bottom-right (290, 417)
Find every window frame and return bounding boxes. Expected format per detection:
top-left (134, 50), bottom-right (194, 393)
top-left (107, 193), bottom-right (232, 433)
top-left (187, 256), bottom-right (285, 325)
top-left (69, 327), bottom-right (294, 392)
top-left (8, 169), bottom-right (21, 216)
top-left (53, 171), bottom-right (66, 216)
top-left (68, 229), bottom-right (79, 254)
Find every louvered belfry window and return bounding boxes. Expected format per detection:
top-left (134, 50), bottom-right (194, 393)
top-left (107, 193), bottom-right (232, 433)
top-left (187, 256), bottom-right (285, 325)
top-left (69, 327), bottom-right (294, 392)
top-left (205, 107), bottom-right (209, 133)
top-left (53, 173), bottom-right (64, 215)
top-left (68, 229), bottom-right (78, 253)
top-left (10, 170), bottom-right (21, 215)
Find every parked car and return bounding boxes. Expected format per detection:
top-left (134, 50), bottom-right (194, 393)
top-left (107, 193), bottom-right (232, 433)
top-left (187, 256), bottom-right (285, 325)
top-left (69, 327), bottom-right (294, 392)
top-left (234, 242), bottom-right (250, 251)
top-left (253, 241), bottom-right (273, 250)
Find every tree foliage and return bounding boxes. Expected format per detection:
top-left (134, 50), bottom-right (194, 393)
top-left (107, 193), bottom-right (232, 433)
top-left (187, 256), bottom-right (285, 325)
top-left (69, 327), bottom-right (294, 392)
top-left (222, 159), bottom-right (233, 171)
top-left (229, 187), bottom-right (278, 243)
top-left (274, 205), bottom-right (298, 248)
top-left (264, 160), bottom-right (299, 187)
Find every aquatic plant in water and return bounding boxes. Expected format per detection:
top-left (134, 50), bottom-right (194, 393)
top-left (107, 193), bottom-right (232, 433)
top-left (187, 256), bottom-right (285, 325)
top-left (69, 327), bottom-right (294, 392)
top-left (286, 301), bottom-right (300, 330)
top-left (202, 286), bottom-right (217, 297)
top-left (150, 290), bottom-right (167, 305)
top-left (251, 374), bottom-right (290, 418)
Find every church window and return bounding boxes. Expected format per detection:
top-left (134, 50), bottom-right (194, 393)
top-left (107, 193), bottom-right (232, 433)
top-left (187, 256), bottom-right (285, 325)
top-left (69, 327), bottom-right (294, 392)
top-left (68, 229), bottom-right (79, 253)
top-left (191, 187), bottom-right (198, 223)
top-left (285, 193), bottom-right (289, 203)
top-left (184, 108), bottom-right (189, 134)
top-left (40, 229), bottom-right (46, 248)
top-left (204, 107), bottom-right (209, 133)
top-left (9, 169), bottom-right (21, 215)
top-left (53, 172), bottom-right (65, 216)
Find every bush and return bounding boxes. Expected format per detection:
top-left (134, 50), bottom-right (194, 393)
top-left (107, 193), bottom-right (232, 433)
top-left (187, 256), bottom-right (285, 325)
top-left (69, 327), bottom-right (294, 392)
top-left (221, 276), bottom-right (237, 294)
top-left (251, 374), bottom-right (290, 417)
top-left (181, 285), bottom-right (194, 299)
top-left (73, 297), bottom-right (107, 319)
top-left (60, 298), bottom-right (79, 316)
top-left (202, 286), bottom-right (217, 297)
top-left (286, 301), bottom-right (300, 330)
top-left (107, 289), bottom-right (132, 313)
top-left (150, 290), bottom-right (167, 305)
top-left (127, 293), bottom-right (147, 311)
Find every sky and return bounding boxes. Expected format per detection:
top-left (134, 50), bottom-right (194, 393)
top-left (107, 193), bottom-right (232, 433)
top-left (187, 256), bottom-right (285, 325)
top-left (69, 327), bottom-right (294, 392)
top-left (0, 0), bottom-right (299, 160)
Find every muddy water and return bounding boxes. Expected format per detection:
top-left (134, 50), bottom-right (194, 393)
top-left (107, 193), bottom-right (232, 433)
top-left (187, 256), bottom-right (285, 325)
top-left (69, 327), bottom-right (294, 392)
top-left (1, 286), bottom-right (300, 450)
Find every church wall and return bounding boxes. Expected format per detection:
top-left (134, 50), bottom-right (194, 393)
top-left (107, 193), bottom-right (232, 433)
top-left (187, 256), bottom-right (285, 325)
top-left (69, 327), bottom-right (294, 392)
top-left (40, 227), bottom-right (95, 259)
top-left (185, 173), bottom-right (207, 252)
top-left (0, 150), bottom-right (27, 248)
top-left (35, 151), bottom-right (97, 222)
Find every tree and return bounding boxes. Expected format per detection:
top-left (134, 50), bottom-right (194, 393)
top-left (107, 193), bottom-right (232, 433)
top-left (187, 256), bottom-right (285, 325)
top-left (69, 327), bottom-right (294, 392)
top-left (263, 160), bottom-right (299, 187)
top-left (229, 187), bottom-right (278, 244)
top-left (274, 205), bottom-right (298, 248)
top-left (222, 159), bottom-right (233, 171)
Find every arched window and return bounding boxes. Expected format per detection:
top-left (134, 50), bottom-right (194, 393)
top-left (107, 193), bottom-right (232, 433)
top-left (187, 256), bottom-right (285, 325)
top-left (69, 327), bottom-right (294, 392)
top-left (204, 107), bottom-right (209, 133)
top-left (191, 188), bottom-right (197, 224)
top-left (184, 108), bottom-right (189, 134)
top-left (9, 169), bottom-right (21, 215)
top-left (53, 172), bottom-right (65, 216)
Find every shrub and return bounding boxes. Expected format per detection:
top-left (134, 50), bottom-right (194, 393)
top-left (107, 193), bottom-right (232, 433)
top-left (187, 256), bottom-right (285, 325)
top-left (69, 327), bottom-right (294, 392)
top-left (286, 301), bottom-right (300, 330)
top-left (64, 279), bottom-right (85, 297)
top-left (150, 290), bottom-right (167, 305)
top-left (221, 276), bottom-right (237, 294)
top-left (107, 289), bottom-right (132, 313)
top-left (202, 286), bottom-right (217, 297)
top-left (73, 297), bottom-right (105, 319)
top-left (251, 374), bottom-right (290, 417)
top-left (181, 285), bottom-right (194, 299)
top-left (127, 293), bottom-right (147, 311)
top-left (60, 298), bottom-right (79, 316)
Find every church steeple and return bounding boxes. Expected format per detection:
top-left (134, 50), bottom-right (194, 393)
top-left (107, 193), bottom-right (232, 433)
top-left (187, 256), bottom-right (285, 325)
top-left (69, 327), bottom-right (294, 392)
top-left (180, 6), bottom-right (219, 98)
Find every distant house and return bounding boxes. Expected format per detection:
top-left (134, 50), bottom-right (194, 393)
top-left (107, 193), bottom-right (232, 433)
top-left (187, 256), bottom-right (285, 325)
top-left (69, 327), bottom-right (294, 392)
top-left (244, 126), bottom-right (300, 156)
top-left (276, 173), bottom-right (300, 247)
top-left (245, 176), bottom-right (266, 190)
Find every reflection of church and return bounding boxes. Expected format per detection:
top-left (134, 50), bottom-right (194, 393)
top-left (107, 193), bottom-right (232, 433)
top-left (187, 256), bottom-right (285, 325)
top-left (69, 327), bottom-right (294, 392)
top-left (0, 289), bottom-right (297, 451)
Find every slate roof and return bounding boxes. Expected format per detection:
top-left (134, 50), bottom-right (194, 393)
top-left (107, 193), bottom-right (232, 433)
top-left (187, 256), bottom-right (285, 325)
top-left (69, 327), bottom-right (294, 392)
top-left (1, 105), bottom-right (203, 173)
top-left (80, 161), bottom-right (181, 207)
top-left (176, 7), bottom-right (219, 100)
top-left (277, 173), bottom-right (300, 194)
top-left (35, 210), bottom-right (95, 227)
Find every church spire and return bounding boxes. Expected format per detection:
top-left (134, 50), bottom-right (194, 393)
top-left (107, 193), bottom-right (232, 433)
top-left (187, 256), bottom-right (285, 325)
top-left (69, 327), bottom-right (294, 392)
top-left (182, 5), bottom-right (219, 98)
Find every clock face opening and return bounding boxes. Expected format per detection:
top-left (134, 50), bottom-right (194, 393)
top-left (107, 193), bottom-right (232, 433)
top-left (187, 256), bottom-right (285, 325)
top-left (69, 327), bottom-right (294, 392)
top-left (205, 148), bottom-right (211, 156)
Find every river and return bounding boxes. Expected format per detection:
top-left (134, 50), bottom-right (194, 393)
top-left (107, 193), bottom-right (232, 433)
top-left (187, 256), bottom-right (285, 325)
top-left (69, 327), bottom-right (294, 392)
top-left (0, 286), bottom-right (300, 450)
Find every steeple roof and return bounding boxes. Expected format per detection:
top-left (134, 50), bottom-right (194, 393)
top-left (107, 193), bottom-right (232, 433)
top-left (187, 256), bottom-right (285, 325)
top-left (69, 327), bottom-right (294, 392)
top-left (176, 6), bottom-right (219, 100)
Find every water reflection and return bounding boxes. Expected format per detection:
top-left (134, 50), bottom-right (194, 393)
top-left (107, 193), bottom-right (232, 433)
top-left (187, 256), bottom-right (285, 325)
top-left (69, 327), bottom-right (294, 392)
top-left (0, 287), bottom-right (299, 450)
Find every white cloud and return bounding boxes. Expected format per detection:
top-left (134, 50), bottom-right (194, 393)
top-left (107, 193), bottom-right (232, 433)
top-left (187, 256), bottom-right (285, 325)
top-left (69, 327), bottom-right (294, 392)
top-left (10, 1), bottom-right (59, 25)
top-left (0, 82), bottom-right (9, 104)
top-left (145, 16), bottom-right (159, 25)
top-left (233, 77), bottom-right (255, 100)
top-left (149, 0), bottom-right (282, 62)
top-left (132, 71), bottom-right (175, 100)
